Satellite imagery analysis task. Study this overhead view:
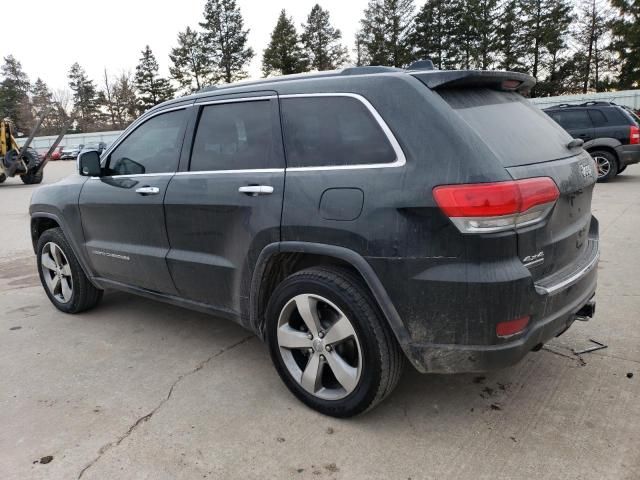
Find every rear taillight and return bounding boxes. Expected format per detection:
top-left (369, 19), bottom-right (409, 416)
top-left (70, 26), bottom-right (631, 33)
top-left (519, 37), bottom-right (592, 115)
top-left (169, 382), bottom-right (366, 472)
top-left (433, 177), bottom-right (559, 234)
top-left (630, 125), bottom-right (640, 145)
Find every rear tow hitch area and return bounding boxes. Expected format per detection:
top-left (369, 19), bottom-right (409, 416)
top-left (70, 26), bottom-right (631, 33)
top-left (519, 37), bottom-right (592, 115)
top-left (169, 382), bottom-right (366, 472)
top-left (575, 297), bottom-right (596, 322)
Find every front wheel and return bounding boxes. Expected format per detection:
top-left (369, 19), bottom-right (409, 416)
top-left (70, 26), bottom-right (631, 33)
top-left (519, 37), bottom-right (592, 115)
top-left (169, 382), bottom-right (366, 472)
top-left (266, 267), bottom-right (403, 417)
top-left (21, 169), bottom-right (43, 184)
top-left (591, 150), bottom-right (618, 182)
top-left (36, 228), bottom-right (103, 313)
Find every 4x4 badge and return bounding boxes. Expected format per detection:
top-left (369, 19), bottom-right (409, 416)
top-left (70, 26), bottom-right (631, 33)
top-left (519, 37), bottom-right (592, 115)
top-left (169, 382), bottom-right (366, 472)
top-left (580, 163), bottom-right (594, 178)
top-left (523, 251), bottom-right (545, 267)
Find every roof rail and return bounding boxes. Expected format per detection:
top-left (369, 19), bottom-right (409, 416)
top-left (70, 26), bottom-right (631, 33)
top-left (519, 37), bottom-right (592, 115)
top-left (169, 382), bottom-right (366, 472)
top-left (580, 101), bottom-right (615, 106)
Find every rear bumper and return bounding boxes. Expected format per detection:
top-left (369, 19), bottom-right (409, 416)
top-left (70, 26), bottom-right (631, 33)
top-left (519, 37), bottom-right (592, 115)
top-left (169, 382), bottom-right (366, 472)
top-left (616, 144), bottom-right (640, 166)
top-left (405, 284), bottom-right (596, 373)
top-left (369, 219), bottom-right (600, 374)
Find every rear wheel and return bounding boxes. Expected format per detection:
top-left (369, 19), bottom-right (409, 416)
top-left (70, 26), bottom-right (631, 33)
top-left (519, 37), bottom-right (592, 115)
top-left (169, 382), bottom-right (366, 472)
top-left (266, 267), bottom-right (403, 417)
top-left (591, 150), bottom-right (618, 182)
top-left (37, 228), bottom-right (103, 313)
top-left (0, 173), bottom-right (6, 183)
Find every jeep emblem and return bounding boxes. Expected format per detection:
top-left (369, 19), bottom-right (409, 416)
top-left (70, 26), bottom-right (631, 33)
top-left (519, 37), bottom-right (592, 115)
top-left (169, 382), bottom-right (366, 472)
top-left (580, 163), bottom-right (593, 178)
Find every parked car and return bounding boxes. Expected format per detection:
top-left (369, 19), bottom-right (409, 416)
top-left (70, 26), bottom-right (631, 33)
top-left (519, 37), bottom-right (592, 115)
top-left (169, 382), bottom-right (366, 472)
top-left (544, 101), bottom-right (640, 181)
top-left (60, 144), bottom-right (84, 160)
top-left (50, 146), bottom-right (64, 161)
top-left (30, 66), bottom-right (599, 417)
top-left (79, 142), bottom-right (108, 155)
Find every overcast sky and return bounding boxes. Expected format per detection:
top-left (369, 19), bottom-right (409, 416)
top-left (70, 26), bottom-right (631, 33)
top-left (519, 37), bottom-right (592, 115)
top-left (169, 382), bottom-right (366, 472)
top-left (3, 0), bottom-right (371, 93)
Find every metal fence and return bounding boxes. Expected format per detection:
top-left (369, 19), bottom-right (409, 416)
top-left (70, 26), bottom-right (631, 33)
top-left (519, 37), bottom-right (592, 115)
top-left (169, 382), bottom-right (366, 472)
top-left (530, 89), bottom-right (640, 110)
top-left (15, 130), bottom-right (123, 155)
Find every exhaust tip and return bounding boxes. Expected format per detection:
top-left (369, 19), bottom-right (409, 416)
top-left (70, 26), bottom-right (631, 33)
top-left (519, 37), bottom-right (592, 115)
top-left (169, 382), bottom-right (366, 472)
top-left (575, 298), bottom-right (596, 321)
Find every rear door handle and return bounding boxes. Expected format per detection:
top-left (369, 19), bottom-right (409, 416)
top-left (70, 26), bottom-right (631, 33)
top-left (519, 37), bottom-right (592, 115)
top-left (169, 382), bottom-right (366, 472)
top-left (136, 186), bottom-right (160, 195)
top-left (238, 185), bottom-right (274, 196)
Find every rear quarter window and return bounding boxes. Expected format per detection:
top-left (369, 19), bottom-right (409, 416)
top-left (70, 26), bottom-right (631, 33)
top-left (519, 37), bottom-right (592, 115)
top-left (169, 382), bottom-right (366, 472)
top-left (280, 96), bottom-right (397, 168)
top-left (438, 89), bottom-right (572, 167)
top-left (547, 109), bottom-right (592, 129)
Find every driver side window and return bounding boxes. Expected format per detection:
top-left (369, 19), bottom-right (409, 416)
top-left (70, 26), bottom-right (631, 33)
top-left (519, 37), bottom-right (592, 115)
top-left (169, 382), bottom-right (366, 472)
top-left (108, 109), bottom-right (187, 175)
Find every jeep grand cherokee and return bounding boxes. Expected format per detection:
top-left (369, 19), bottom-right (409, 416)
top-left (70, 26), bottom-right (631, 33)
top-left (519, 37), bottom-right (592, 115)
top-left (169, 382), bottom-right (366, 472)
top-left (30, 66), bottom-right (599, 417)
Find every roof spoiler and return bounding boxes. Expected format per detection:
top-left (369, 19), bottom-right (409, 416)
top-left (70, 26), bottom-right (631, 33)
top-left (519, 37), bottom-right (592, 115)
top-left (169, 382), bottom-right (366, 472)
top-left (411, 70), bottom-right (535, 94)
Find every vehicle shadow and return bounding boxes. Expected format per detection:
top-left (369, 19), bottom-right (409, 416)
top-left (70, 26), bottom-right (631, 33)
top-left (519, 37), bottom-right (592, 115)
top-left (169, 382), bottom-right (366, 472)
top-left (92, 290), bottom-right (558, 426)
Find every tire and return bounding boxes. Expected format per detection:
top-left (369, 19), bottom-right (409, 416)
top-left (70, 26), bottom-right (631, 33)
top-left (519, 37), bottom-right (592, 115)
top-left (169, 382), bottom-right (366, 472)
top-left (266, 266), bottom-right (404, 417)
top-left (617, 165), bottom-right (627, 174)
top-left (591, 150), bottom-right (618, 182)
top-left (21, 169), bottom-right (43, 184)
top-left (0, 173), bottom-right (6, 183)
top-left (20, 150), bottom-right (43, 184)
top-left (36, 228), bottom-right (103, 313)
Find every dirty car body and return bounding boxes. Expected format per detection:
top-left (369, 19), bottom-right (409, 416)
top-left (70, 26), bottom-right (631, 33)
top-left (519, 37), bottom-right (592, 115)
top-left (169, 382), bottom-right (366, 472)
top-left (30, 66), bottom-right (599, 415)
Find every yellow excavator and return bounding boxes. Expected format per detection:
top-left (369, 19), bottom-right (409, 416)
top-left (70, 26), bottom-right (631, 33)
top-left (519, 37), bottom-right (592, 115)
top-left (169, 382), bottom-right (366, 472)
top-left (0, 117), bottom-right (44, 184)
top-left (0, 107), bottom-right (70, 185)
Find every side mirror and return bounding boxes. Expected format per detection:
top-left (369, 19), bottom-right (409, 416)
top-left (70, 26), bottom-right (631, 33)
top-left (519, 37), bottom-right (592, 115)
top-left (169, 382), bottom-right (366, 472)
top-left (78, 150), bottom-right (101, 176)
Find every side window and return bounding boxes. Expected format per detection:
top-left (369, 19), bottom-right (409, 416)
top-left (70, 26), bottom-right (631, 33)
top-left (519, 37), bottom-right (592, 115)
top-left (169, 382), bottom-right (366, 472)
top-left (108, 109), bottom-right (186, 175)
top-left (280, 96), bottom-right (397, 168)
top-left (588, 109), bottom-right (608, 127)
top-left (553, 110), bottom-right (592, 129)
top-left (190, 100), bottom-right (281, 171)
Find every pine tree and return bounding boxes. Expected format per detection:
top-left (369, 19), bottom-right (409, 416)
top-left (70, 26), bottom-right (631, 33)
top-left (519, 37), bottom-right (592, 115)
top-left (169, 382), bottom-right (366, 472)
top-left (263, 10), bottom-right (308, 76)
top-left (536, 0), bottom-right (573, 96)
top-left (31, 78), bottom-right (60, 135)
top-left (200, 0), bottom-right (254, 83)
top-left (610, 0), bottom-right (640, 88)
top-left (497, 0), bottom-right (527, 71)
top-left (411, 0), bottom-right (446, 69)
top-left (469, 0), bottom-right (500, 69)
top-left (354, 33), bottom-right (367, 66)
top-left (169, 27), bottom-right (212, 94)
top-left (573, 0), bottom-right (613, 93)
top-left (301, 4), bottom-right (348, 71)
top-left (519, 0), bottom-right (573, 96)
top-left (0, 55), bottom-right (33, 132)
top-left (113, 73), bottom-right (138, 128)
top-left (134, 46), bottom-right (175, 113)
top-left (68, 62), bottom-right (100, 132)
top-left (357, 0), bottom-right (415, 68)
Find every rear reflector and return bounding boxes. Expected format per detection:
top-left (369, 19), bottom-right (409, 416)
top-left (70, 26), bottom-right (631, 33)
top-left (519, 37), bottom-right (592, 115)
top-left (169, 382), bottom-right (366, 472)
top-left (630, 125), bottom-right (640, 145)
top-left (496, 316), bottom-right (530, 338)
top-left (433, 177), bottom-right (559, 233)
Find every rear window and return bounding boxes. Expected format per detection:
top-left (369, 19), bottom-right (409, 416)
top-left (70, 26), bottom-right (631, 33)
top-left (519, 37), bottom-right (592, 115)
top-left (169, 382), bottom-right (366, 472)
top-left (280, 96), bottom-right (397, 168)
top-left (438, 89), bottom-right (572, 167)
top-left (190, 100), bottom-right (281, 171)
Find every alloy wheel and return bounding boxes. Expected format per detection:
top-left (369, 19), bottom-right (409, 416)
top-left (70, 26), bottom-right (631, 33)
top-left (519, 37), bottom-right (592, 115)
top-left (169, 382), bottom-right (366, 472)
top-left (276, 294), bottom-right (362, 400)
top-left (40, 242), bottom-right (73, 304)
top-left (594, 156), bottom-right (610, 179)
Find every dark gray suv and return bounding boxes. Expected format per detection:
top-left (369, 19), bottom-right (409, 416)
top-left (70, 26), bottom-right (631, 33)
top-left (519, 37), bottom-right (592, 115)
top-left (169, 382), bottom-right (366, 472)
top-left (30, 66), bottom-right (599, 417)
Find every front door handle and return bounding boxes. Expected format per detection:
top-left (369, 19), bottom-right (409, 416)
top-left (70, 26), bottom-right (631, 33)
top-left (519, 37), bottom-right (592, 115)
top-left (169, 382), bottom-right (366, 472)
top-left (136, 186), bottom-right (160, 195)
top-left (238, 185), bottom-right (274, 196)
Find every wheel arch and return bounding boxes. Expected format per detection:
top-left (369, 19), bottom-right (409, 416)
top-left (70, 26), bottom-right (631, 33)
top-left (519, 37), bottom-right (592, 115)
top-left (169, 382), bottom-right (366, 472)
top-left (30, 212), bottom-right (99, 288)
top-left (584, 138), bottom-right (621, 166)
top-left (250, 242), bottom-right (412, 350)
